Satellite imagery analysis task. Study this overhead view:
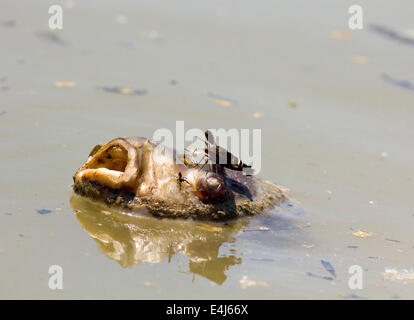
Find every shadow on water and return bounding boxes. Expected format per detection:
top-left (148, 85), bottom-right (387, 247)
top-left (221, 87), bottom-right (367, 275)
top-left (70, 194), bottom-right (306, 285)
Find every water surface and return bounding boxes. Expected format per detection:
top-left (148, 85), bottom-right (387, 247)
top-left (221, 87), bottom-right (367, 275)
top-left (1, 0), bottom-right (414, 299)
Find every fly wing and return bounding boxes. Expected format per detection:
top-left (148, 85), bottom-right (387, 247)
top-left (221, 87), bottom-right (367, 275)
top-left (204, 130), bottom-right (253, 173)
top-left (204, 130), bottom-right (216, 145)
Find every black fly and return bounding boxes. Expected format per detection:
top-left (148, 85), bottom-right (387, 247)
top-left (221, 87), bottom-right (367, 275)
top-left (203, 130), bottom-right (252, 174)
top-left (177, 172), bottom-right (190, 191)
top-left (183, 130), bottom-right (253, 175)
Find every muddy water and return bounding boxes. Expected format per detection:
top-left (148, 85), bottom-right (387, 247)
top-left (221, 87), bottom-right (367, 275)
top-left (1, 0), bottom-right (414, 299)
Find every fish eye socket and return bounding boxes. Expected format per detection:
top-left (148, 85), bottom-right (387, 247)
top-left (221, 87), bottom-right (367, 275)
top-left (206, 176), bottom-right (221, 191)
top-left (196, 172), bottom-right (226, 201)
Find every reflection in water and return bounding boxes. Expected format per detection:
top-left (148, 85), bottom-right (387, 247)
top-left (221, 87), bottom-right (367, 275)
top-left (70, 195), bottom-right (250, 285)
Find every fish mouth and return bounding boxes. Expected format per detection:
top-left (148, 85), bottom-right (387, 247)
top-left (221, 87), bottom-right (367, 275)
top-left (73, 138), bottom-right (140, 192)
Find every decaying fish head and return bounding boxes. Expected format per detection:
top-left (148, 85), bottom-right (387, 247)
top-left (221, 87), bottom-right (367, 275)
top-left (73, 137), bottom-right (287, 219)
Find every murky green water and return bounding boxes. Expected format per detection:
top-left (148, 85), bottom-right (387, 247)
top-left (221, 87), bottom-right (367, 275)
top-left (1, 0), bottom-right (414, 299)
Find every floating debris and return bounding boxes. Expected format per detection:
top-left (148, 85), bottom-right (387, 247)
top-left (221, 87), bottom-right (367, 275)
top-left (370, 24), bottom-right (414, 47)
top-left (37, 209), bottom-right (52, 215)
top-left (330, 30), bottom-right (351, 41)
top-left (240, 275), bottom-right (270, 289)
top-left (0, 86), bottom-right (10, 91)
top-left (55, 81), bottom-right (76, 88)
top-left (252, 112), bottom-right (264, 119)
top-left (208, 92), bottom-right (236, 107)
top-left (196, 224), bottom-right (222, 233)
top-left (0, 76), bottom-right (7, 83)
top-left (212, 98), bottom-right (232, 107)
top-left (0, 111), bottom-right (6, 117)
top-left (351, 56), bottom-right (369, 64)
top-left (306, 272), bottom-right (334, 281)
top-left (385, 238), bottom-right (401, 243)
top-left (288, 100), bottom-right (298, 109)
top-left (303, 243), bottom-right (314, 249)
top-left (383, 268), bottom-right (414, 283)
top-left (97, 86), bottom-right (147, 96)
top-left (347, 245), bottom-right (359, 249)
top-left (169, 79), bottom-right (178, 86)
top-left (353, 230), bottom-right (372, 238)
top-left (382, 73), bottom-right (414, 93)
top-left (321, 260), bottom-right (336, 278)
top-left (3, 213), bottom-right (12, 216)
